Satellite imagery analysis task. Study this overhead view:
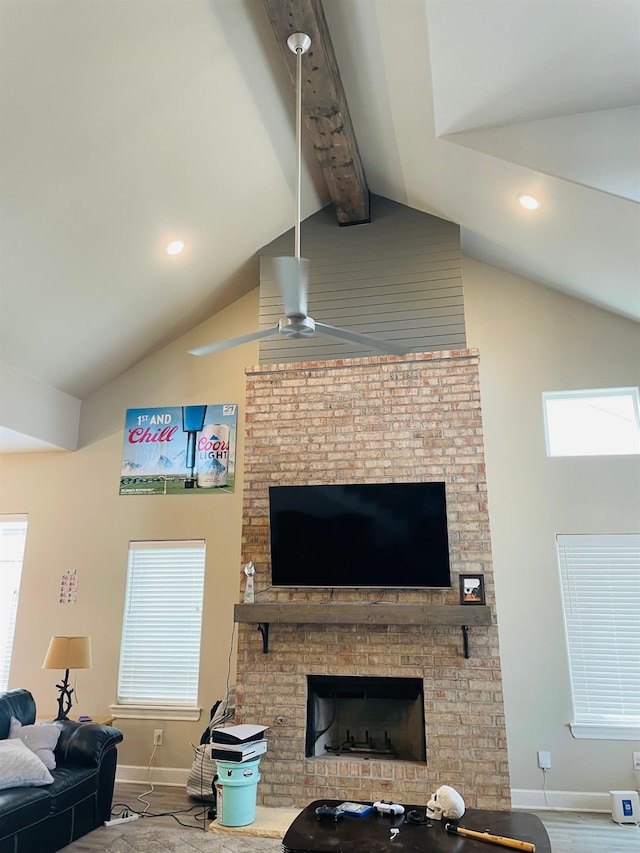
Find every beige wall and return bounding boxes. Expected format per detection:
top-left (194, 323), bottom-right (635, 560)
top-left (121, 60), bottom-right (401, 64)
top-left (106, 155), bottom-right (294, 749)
top-left (1, 258), bottom-right (638, 799)
top-left (0, 288), bottom-right (260, 771)
top-left (463, 258), bottom-right (640, 798)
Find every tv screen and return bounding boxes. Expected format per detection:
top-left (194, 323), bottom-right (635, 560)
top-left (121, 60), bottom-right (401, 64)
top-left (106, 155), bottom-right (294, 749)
top-left (268, 482), bottom-right (451, 589)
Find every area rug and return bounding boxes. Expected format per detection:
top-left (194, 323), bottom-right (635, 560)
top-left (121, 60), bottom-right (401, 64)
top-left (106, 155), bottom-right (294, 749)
top-left (208, 805), bottom-right (302, 839)
top-left (102, 822), bottom-right (283, 852)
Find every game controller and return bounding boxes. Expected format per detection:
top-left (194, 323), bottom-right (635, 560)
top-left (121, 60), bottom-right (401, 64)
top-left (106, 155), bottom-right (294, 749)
top-left (315, 805), bottom-right (344, 822)
top-left (373, 801), bottom-right (405, 816)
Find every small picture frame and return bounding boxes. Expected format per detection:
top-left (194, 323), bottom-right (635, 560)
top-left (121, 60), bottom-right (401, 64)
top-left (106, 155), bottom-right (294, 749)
top-left (459, 574), bottom-right (486, 605)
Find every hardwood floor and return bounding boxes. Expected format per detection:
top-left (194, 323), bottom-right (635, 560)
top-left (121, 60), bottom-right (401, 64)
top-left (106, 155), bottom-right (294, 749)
top-left (63, 783), bottom-right (640, 852)
top-left (530, 809), bottom-right (639, 853)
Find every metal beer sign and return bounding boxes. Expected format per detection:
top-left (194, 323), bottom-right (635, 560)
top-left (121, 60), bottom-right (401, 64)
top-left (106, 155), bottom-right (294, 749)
top-left (119, 404), bottom-right (238, 495)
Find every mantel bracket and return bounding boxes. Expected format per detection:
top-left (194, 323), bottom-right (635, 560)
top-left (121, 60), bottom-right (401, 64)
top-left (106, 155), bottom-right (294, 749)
top-left (257, 622), bottom-right (270, 654)
top-left (462, 625), bottom-right (470, 658)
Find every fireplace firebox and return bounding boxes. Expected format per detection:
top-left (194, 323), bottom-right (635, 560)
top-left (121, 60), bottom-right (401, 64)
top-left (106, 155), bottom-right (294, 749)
top-left (305, 675), bottom-right (426, 762)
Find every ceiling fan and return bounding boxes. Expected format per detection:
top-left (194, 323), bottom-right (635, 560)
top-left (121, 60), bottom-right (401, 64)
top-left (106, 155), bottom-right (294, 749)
top-left (189, 32), bottom-right (407, 359)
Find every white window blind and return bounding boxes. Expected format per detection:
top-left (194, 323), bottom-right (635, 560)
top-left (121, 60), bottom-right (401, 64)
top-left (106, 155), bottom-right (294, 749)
top-left (117, 540), bottom-right (205, 707)
top-left (557, 534), bottom-right (640, 738)
top-left (0, 515), bottom-right (28, 691)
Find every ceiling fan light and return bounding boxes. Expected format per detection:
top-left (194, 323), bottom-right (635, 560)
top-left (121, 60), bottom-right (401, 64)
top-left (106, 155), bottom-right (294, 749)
top-left (165, 239), bottom-right (186, 255)
top-left (517, 194), bottom-right (542, 211)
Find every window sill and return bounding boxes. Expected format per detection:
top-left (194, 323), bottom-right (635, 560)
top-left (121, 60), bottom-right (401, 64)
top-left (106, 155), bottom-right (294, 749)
top-left (109, 704), bottom-right (201, 721)
top-left (569, 723), bottom-right (640, 740)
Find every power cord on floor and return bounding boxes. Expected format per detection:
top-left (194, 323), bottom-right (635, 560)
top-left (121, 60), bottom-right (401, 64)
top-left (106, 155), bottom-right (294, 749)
top-left (108, 740), bottom-right (213, 831)
top-left (109, 801), bottom-right (211, 829)
top-left (109, 805), bottom-right (133, 820)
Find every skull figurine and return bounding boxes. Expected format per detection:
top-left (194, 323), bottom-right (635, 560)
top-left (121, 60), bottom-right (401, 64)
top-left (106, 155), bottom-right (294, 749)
top-left (426, 785), bottom-right (465, 820)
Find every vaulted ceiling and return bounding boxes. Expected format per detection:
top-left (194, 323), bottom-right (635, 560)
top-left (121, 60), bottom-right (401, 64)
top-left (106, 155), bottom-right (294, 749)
top-left (1, 0), bottom-right (639, 453)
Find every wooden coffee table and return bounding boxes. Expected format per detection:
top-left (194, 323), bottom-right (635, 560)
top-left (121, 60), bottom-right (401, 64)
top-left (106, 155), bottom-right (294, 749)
top-left (282, 799), bottom-right (551, 852)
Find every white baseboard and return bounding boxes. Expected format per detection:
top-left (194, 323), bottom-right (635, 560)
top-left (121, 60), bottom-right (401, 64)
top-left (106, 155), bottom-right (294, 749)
top-left (115, 770), bottom-right (620, 814)
top-left (116, 765), bottom-right (190, 787)
top-left (511, 788), bottom-right (616, 812)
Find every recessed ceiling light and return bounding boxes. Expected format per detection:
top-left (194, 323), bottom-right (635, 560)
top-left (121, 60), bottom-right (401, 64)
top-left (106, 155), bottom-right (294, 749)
top-left (165, 239), bottom-right (185, 256)
top-left (517, 194), bottom-right (542, 211)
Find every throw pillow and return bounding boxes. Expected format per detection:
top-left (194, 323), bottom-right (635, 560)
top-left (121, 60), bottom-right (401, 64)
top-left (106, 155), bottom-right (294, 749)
top-left (9, 716), bottom-right (60, 770)
top-left (0, 739), bottom-right (54, 790)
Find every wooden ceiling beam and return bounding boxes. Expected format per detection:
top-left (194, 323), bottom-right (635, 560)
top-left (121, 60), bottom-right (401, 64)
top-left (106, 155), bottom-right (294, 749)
top-left (262, 0), bottom-right (369, 225)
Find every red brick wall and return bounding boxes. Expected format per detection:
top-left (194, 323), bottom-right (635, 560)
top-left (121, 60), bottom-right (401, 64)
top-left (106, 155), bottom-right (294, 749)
top-left (236, 349), bottom-right (511, 809)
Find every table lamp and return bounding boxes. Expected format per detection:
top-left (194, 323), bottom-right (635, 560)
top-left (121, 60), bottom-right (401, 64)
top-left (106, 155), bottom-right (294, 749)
top-left (42, 636), bottom-right (92, 720)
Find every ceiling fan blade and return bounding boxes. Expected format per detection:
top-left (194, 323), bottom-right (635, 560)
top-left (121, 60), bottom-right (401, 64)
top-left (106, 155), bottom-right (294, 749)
top-left (188, 325), bottom-right (280, 357)
top-left (266, 256), bottom-right (309, 317)
top-left (315, 322), bottom-right (409, 356)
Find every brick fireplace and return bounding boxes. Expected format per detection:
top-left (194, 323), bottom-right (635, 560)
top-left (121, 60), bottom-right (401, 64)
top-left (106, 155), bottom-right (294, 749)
top-left (234, 349), bottom-right (511, 810)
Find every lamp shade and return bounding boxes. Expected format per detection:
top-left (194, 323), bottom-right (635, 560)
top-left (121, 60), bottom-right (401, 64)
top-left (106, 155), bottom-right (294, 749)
top-left (42, 636), bottom-right (92, 670)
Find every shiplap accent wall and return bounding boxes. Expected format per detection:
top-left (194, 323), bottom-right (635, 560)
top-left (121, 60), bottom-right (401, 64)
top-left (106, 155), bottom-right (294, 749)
top-left (258, 194), bottom-right (465, 363)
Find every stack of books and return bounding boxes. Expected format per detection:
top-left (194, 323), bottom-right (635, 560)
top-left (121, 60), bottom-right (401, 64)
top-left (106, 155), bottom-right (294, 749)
top-left (208, 723), bottom-right (268, 762)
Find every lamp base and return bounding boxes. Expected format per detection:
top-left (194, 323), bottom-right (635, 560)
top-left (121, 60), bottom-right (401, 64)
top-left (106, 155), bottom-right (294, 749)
top-left (54, 669), bottom-right (75, 721)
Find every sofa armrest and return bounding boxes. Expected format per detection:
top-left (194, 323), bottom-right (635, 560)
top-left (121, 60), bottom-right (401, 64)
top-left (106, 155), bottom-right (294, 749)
top-left (54, 721), bottom-right (123, 768)
top-left (0, 688), bottom-right (36, 737)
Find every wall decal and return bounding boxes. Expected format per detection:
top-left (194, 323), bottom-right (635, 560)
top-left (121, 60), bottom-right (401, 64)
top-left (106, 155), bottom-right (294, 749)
top-left (59, 569), bottom-right (78, 604)
top-left (119, 404), bottom-right (238, 495)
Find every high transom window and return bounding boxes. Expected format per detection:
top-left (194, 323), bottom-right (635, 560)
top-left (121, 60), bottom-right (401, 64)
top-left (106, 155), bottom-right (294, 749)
top-left (543, 387), bottom-right (640, 456)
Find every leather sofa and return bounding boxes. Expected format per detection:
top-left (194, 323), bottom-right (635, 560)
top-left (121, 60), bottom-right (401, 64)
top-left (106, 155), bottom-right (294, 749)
top-left (0, 688), bottom-right (124, 853)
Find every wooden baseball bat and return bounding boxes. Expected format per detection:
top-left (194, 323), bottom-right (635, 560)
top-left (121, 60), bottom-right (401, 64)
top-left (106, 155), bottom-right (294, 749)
top-left (444, 822), bottom-right (536, 852)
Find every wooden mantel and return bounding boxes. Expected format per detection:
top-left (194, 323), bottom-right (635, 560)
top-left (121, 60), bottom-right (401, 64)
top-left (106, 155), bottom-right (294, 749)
top-left (234, 602), bottom-right (491, 626)
top-left (234, 602), bottom-right (492, 656)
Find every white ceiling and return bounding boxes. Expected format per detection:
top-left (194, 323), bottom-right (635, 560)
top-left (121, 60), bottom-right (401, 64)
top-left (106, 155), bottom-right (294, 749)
top-left (1, 0), bottom-right (638, 453)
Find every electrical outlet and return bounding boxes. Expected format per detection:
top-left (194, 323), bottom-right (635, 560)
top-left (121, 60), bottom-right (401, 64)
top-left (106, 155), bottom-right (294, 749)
top-left (633, 752), bottom-right (640, 771)
top-left (537, 750), bottom-right (551, 770)
top-left (153, 729), bottom-right (163, 746)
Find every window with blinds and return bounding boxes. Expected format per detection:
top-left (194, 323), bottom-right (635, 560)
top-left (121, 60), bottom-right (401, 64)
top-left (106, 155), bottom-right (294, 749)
top-left (0, 515), bottom-right (28, 691)
top-left (557, 533), bottom-right (640, 739)
top-left (116, 540), bottom-right (206, 712)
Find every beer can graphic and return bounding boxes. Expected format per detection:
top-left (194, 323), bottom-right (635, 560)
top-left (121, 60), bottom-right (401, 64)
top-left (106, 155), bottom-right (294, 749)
top-left (196, 423), bottom-right (230, 488)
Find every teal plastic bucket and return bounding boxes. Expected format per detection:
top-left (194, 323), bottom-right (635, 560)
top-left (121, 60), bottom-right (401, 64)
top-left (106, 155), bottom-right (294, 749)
top-left (214, 757), bottom-right (261, 826)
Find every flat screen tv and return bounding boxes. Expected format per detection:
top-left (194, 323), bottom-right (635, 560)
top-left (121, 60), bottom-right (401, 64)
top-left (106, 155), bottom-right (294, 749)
top-left (268, 481), bottom-right (451, 589)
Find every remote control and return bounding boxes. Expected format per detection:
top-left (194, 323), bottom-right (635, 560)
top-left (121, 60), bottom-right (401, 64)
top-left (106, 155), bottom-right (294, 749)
top-left (373, 801), bottom-right (405, 816)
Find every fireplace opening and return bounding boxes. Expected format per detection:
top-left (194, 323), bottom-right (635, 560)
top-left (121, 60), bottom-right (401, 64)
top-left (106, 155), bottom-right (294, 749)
top-left (305, 675), bottom-right (426, 762)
